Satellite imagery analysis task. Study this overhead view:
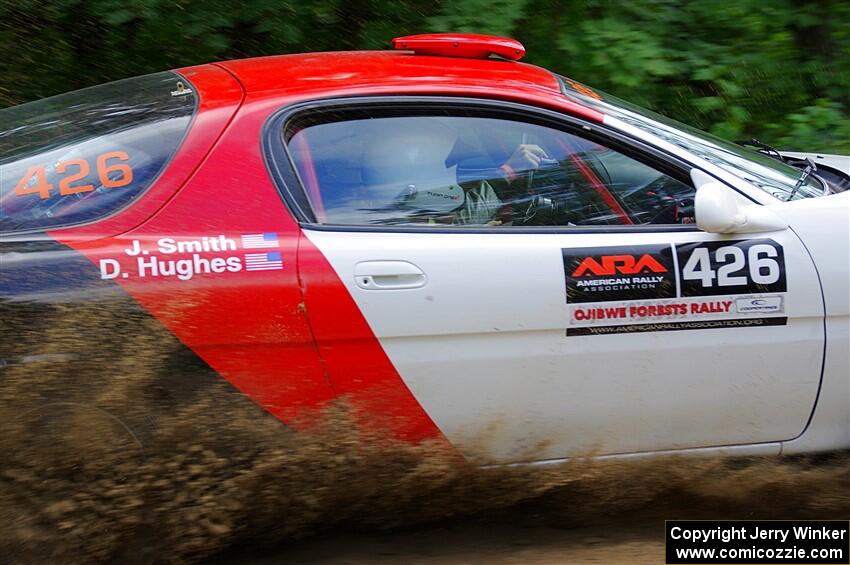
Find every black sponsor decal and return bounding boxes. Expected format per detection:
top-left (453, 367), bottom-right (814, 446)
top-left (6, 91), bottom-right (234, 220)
top-left (562, 240), bottom-right (789, 336)
top-left (563, 244), bottom-right (676, 304)
top-left (566, 316), bottom-right (788, 336)
top-left (563, 239), bottom-right (787, 305)
top-left (676, 238), bottom-right (786, 297)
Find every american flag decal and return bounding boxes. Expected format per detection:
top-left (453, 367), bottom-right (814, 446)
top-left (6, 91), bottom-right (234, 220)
top-left (244, 251), bottom-right (283, 271)
top-left (241, 232), bottom-right (279, 249)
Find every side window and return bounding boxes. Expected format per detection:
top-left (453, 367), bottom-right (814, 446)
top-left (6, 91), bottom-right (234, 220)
top-left (285, 113), bottom-right (695, 227)
top-left (0, 72), bottom-right (196, 233)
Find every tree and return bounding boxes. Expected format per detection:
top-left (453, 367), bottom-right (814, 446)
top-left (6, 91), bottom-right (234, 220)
top-left (2, 0), bottom-right (848, 151)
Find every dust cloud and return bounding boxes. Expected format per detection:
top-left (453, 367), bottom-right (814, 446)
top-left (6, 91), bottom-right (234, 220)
top-left (1, 301), bottom-right (848, 563)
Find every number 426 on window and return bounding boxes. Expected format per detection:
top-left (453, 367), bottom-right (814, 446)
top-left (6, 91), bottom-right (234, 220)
top-left (14, 151), bottom-right (133, 200)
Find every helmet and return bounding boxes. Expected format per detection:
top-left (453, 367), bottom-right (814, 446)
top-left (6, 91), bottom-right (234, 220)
top-left (361, 117), bottom-right (464, 215)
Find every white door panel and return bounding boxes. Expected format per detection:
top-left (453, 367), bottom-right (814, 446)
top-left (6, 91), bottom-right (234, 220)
top-left (313, 232), bottom-right (568, 337)
top-left (305, 228), bottom-right (823, 463)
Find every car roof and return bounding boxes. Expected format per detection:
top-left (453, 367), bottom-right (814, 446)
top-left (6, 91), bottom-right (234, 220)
top-left (214, 50), bottom-right (563, 99)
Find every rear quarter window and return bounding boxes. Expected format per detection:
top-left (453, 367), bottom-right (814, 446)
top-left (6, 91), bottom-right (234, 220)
top-left (0, 72), bottom-right (196, 233)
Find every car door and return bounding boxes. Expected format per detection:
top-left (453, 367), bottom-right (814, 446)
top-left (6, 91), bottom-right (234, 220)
top-left (278, 97), bottom-right (824, 463)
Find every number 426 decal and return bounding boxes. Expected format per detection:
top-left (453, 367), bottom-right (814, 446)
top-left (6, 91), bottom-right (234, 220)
top-left (14, 151), bottom-right (133, 200)
top-left (677, 239), bottom-right (787, 297)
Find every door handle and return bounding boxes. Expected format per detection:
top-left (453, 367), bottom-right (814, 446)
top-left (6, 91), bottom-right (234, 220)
top-left (354, 261), bottom-right (427, 290)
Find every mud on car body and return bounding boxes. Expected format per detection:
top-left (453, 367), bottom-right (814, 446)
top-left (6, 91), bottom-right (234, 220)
top-left (1, 34), bottom-right (849, 464)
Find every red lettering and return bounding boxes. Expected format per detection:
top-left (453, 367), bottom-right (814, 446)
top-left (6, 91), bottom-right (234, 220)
top-left (690, 301), bottom-right (734, 315)
top-left (628, 303), bottom-right (690, 318)
top-left (572, 257), bottom-right (606, 277)
top-left (631, 254), bottom-right (667, 274)
top-left (575, 306), bottom-right (628, 321)
top-left (572, 253), bottom-right (668, 277)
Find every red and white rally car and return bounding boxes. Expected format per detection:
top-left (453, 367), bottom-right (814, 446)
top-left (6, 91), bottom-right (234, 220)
top-left (1, 34), bottom-right (848, 463)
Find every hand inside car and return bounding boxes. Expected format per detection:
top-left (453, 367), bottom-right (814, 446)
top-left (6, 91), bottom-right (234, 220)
top-left (504, 144), bottom-right (549, 172)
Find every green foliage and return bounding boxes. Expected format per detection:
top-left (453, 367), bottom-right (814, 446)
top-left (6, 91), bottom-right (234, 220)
top-left (427, 0), bottom-right (529, 36)
top-left (1, 0), bottom-right (848, 152)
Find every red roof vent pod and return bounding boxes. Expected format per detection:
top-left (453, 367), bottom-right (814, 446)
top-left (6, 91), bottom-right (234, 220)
top-left (392, 33), bottom-right (526, 61)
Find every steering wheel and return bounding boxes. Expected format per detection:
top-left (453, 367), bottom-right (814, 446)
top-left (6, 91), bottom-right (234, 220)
top-left (513, 160), bottom-right (584, 225)
top-left (513, 163), bottom-right (554, 224)
top-left (645, 197), bottom-right (691, 224)
top-left (514, 151), bottom-right (621, 226)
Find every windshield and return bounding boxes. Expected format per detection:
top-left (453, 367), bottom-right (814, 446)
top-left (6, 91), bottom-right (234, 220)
top-left (557, 76), bottom-right (824, 201)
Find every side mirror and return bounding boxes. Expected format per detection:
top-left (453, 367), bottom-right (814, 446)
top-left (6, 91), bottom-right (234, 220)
top-left (691, 170), bottom-right (787, 234)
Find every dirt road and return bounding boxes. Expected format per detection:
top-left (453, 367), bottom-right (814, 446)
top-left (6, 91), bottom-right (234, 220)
top-left (223, 452), bottom-right (850, 564)
top-left (239, 522), bottom-right (663, 564)
top-left (3, 395), bottom-right (849, 564)
top-left (3, 358), bottom-right (849, 564)
top-left (231, 508), bottom-right (666, 564)
top-left (2, 304), bottom-right (848, 563)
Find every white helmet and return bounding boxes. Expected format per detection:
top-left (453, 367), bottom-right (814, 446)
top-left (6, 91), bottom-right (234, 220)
top-left (362, 117), bottom-right (464, 215)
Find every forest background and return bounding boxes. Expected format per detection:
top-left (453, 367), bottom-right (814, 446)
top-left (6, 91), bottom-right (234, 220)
top-left (2, 0), bottom-right (848, 152)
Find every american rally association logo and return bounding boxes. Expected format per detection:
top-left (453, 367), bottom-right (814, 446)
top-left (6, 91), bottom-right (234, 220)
top-left (563, 244), bottom-right (677, 304)
top-left (99, 232), bottom-right (284, 281)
